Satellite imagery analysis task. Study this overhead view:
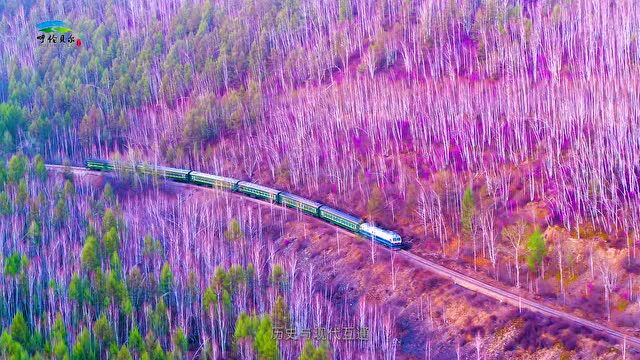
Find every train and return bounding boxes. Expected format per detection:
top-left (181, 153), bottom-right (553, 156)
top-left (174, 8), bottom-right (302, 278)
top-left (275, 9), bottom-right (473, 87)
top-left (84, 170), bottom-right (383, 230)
top-left (84, 158), bottom-right (403, 249)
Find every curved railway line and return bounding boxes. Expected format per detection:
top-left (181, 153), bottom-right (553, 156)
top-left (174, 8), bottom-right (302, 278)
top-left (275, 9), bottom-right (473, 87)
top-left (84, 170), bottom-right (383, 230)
top-left (46, 163), bottom-right (640, 350)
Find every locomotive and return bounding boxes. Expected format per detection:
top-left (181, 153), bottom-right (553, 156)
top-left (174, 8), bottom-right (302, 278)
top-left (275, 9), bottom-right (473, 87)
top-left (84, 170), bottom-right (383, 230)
top-left (85, 159), bottom-right (403, 249)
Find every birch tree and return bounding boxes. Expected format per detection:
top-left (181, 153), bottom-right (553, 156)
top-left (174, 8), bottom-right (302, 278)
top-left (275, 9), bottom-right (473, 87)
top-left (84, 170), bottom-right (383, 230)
top-left (502, 220), bottom-right (527, 288)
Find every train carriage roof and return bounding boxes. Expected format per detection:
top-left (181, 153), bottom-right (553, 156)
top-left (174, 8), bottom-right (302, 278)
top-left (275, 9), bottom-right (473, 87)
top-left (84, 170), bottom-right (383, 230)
top-left (279, 192), bottom-right (322, 208)
top-left (319, 206), bottom-right (363, 224)
top-left (190, 171), bottom-right (240, 184)
top-left (151, 165), bottom-right (191, 174)
top-left (112, 162), bottom-right (136, 170)
top-left (237, 181), bottom-right (281, 195)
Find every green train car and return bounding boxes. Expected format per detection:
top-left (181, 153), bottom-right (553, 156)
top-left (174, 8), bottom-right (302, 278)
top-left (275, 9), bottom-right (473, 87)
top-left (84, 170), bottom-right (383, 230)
top-left (279, 192), bottom-right (322, 216)
top-left (85, 158), bottom-right (114, 171)
top-left (318, 206), bottom-right (363, 232)
top-left (138, 164), bottom-right (192, 182)
top-left (237, 181), bottom-right (281, 202)
top-left (190, 171), bottom-right (240, 190)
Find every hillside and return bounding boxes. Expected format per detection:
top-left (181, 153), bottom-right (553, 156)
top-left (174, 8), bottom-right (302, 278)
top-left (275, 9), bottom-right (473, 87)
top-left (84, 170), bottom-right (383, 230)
top-left (1, 0), bottom-right (640, 358)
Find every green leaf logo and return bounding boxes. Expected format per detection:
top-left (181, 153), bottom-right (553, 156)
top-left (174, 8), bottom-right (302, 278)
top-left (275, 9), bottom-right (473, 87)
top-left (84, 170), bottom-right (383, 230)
top-left (36, 20), bottom-right (73, 33)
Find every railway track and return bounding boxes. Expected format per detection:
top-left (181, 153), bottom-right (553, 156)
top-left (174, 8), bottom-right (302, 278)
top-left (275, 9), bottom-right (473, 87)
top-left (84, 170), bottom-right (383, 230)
top-left (46, 164), bottom-right (640, 350)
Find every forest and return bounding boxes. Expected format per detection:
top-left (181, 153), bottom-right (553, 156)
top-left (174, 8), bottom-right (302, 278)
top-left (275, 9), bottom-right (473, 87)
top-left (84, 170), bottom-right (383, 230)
top-left (1, 0), bottom-right (640, 358)
top-left (0, 154), bottom-right (359, 359)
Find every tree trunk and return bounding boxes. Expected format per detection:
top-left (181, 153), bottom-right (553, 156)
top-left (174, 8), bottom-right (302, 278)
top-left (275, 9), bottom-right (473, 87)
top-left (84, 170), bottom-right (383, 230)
top-left (559, 249), bottom-right (564, 302)
top-left (473, 235), bottom-right (477, 271)
top-left (605, 288), bottom-right (611, 322)
top-left (515, 247), bottom-right (520, 289)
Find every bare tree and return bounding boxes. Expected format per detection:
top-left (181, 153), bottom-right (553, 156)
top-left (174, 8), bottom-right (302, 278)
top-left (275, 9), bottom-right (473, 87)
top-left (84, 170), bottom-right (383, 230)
top-left (479, 207), bottom-right (498, 278)
top-left (553, 228), bottom-right (571, 303)
top-left (391, 251), bottom-right (397, 290)
top-left (474, 332), bottom-right (482, 360)
top-left (502, 220), bottom-right (527, 289)
top-left (596, 251), bottom-right (619, 322)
